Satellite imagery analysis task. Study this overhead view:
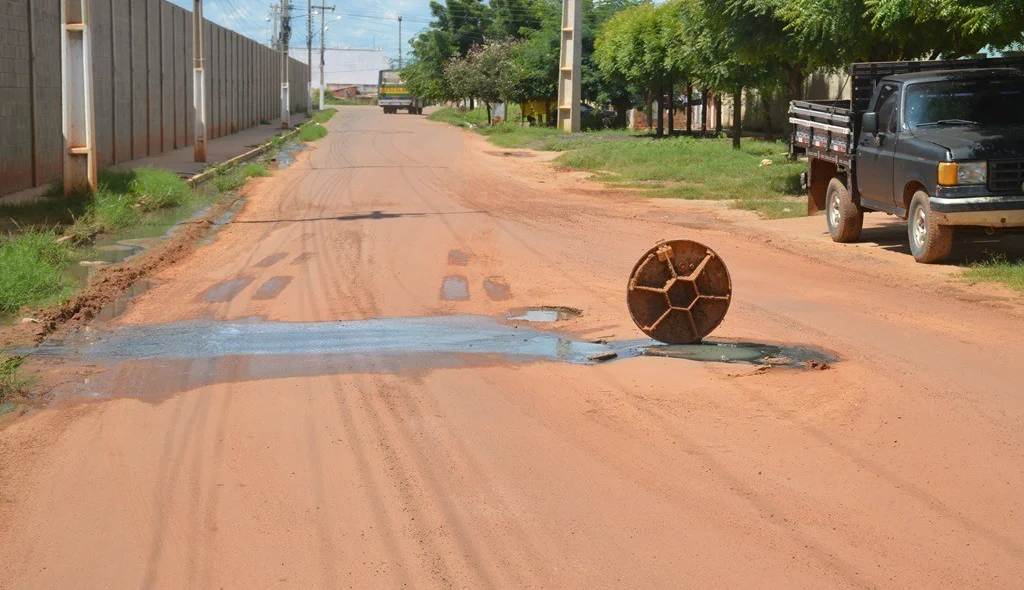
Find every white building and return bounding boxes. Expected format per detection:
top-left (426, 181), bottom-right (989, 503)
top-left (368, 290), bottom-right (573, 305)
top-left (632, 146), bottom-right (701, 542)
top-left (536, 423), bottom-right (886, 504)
top-left (294, 48), bottom-right (393, 94)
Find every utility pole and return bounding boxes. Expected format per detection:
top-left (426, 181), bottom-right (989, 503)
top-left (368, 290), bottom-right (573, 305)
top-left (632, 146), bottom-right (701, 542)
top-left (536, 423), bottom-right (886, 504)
top-left (61, 0), bottom-right (97, 194)
top-left (306, 0), bottom-right (313, 112)
top-left (556, 0), bottom-right (582, 132)
top-left (193, 0), bottom-right (207, 161)
top-left (312, 4), bottom-right (335, 111)
top-left (280, 2), bottom-right (291, 128)
top-left (269, 4), bottom-right (280, 48)
top-left (398, 15), bottom-right (402, 69)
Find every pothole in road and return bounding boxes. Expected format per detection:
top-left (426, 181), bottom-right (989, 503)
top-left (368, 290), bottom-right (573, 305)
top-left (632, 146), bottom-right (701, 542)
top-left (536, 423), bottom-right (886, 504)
top-left (506, 306), bottom-right (582, 322)
top-left (441, 276), bottom-right (470, 301)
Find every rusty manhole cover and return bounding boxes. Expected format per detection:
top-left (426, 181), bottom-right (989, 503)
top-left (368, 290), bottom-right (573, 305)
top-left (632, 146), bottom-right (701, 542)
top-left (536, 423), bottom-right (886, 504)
top-left (627, 239), bottom-right (732, 344)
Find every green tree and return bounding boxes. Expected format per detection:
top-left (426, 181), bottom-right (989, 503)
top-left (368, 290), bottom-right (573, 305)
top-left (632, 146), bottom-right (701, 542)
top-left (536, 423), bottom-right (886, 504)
top-left (593, 2), bottom-right (676, 134)
top-left (445, 42), bottom-right (523, 123)
top-left (405, 0), bottom-right (491, 101)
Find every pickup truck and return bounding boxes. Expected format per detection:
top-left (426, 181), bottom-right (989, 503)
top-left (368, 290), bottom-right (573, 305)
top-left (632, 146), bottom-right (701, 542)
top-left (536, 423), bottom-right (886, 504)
top-left (789, 57), bottom-right (1024, 262)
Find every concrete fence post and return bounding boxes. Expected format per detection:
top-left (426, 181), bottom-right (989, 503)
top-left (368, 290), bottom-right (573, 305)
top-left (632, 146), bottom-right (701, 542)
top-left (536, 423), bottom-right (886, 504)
top-left (61, 0), bottom-right (98, 195)
top-left (192, 0), bottom-right (206, 161)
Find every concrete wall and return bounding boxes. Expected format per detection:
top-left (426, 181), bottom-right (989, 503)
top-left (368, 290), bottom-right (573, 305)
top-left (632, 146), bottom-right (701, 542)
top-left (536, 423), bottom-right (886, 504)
top-left (0, 0), bottom-right (309, 196)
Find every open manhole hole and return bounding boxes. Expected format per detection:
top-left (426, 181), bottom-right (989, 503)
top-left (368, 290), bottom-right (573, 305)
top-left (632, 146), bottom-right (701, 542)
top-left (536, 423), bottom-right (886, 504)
top-left (640, 341), bottom-right (835, 369)
top-left (506, 306), bottom-right (582, 323)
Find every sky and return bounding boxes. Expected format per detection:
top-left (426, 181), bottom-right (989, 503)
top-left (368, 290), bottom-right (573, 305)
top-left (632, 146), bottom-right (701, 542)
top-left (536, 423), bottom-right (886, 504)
top-left (169, 0), bottom-right (431, 63)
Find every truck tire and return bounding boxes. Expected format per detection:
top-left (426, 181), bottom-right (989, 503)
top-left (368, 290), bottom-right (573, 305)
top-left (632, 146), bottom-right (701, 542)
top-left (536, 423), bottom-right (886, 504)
top-left (908, 190), bottom-right (953, 263)
top-left (826, 177), bottom-right (863, 243)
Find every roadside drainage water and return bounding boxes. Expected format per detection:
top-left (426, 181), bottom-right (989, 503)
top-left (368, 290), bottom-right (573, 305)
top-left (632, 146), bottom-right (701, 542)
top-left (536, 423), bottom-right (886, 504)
top-left (68, 185), bottom-right (223, 282)
top-left (271, 143), bottom-right (307, 169)
top-left (506, 306), bottom-right (582, 322)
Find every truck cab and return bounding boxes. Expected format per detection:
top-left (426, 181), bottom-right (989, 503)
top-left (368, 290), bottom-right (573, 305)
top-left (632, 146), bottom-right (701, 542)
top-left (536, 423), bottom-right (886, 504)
top-left (790, 58), bottom-right (1024, 262)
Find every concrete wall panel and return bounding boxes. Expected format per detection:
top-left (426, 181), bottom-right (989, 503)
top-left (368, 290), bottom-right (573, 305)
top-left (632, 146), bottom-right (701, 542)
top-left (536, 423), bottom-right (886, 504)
top-left (0, 0), bottom-right (34, 192)
top-left (91, 0), bottom-right (114, 168)
top-left (184, 9), bottom-right (193, 147)
top-left (32, 0), bottom-right (63, 185)
top-left (111, 0), bottom-right (132, 163)
top-left (172, 6), bottom-right (185, 149)
top-left (161, 2), bottom-right (173, 153)
top-left (147, 0), bottom-right (161, 156)
top-left (129, 0), bottom-right (147, 158)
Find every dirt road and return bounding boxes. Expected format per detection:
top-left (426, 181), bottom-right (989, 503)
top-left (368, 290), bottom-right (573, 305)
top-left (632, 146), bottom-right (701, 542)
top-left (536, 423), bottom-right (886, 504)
top-left (2, 106), bottom-right (1024, 589)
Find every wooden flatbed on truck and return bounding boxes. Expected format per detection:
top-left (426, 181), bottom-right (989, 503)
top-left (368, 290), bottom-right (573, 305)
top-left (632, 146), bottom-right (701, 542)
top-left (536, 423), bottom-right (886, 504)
top-left (789, 57), bottom-right (1024, 262)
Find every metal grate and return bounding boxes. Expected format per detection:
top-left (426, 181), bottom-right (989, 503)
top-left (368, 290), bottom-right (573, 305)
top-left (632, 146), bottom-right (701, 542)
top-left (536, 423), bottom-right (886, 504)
top-left (989, 159), bottom-right (1024, 193)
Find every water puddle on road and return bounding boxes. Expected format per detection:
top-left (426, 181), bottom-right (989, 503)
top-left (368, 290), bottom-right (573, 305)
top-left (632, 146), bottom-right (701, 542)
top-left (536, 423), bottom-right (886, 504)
top-left (506, 306), bottom-right (582, 322)
top-left (638, 341), bottom-right (836, 369)
top-left (25, 315), bottom-right (838, 400)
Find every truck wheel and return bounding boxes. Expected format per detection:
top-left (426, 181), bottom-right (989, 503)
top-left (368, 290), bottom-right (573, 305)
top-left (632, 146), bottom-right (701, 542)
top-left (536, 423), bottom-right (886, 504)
top-left (908, 191), bottom-right (953, 263)
top-left (826, 177), bottom-right (863, 243)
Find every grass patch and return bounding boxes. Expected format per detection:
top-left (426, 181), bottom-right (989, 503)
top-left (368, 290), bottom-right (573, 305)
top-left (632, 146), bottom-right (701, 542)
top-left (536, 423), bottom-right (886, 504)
top-left (964, 255), bottom-right (1024, 291)
top-left (66, 167), bottom-right (196, 237)
top-left (477, 123), bottom-right (565, 148)
top-left (0, 229), bottom-right (76, 315)
top-left (0, 354), bottom-right (29, 404)
top-left (297, 123), bottom-right (328, 142)
top-left (428, 107), bottom-right (491, 127)
top-left (433, 107), bottom-right (803, 218)
top-left (553, 135), bottom-right (804, 217)
top-left (212, 162), bottom-right (272, 193)
top-left (311, 108), bottom-right (337, 124)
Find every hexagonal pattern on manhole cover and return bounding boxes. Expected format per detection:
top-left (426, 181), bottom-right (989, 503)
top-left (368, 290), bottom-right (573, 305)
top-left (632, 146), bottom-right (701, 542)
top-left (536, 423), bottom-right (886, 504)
top-left (626, 239), bottom-right (732, 344)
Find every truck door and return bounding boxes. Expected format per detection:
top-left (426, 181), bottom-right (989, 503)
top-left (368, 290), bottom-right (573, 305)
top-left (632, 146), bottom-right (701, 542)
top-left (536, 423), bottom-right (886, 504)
top-left (856, 83), bottom-right (901, 207)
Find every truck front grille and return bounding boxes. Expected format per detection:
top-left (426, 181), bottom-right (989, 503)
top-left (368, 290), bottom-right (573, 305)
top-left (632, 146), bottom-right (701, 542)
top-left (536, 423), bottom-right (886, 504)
top-left (989, 159), bottom-right (1024, 193)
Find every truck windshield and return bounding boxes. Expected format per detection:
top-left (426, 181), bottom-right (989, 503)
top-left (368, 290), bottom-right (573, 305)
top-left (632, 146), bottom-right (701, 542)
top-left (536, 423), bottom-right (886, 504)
top-left (904, 77), bottom-right (1024, 128)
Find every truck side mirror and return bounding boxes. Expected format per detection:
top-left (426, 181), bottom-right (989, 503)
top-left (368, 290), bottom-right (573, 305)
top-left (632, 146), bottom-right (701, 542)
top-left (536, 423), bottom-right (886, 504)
top-left (862, 112), bottom-right (879, 134)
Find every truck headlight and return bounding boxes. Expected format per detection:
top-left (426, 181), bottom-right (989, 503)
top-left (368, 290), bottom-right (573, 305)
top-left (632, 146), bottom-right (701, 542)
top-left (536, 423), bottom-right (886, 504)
top-left (938, 161), bottom-right (987, 186)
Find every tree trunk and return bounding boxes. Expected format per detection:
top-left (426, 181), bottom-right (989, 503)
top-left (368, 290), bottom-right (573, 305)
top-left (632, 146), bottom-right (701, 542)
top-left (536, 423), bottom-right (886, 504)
top-left (645, 88), bottom-right (653, 133)
top-left (732, 87), bottom-right (742, 149)
top-left (485, 102), bottom-right (492, 125)
top-left (702, 87), bottom-right (709, 135)
top-left (667, 82), bottom-right (675, 136)
top-left (785, 66), bottom-right (803, 139)
top-left (715, 94), bottom-right (722, 132)
top-left (760, 92), bottom-right (774, 142)
top-left (686, 84), bottom-right (692, 134)
top-left (659, 86), bottom-right (667, 136)
top-left (613, 95), bottom-right (629, 128)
